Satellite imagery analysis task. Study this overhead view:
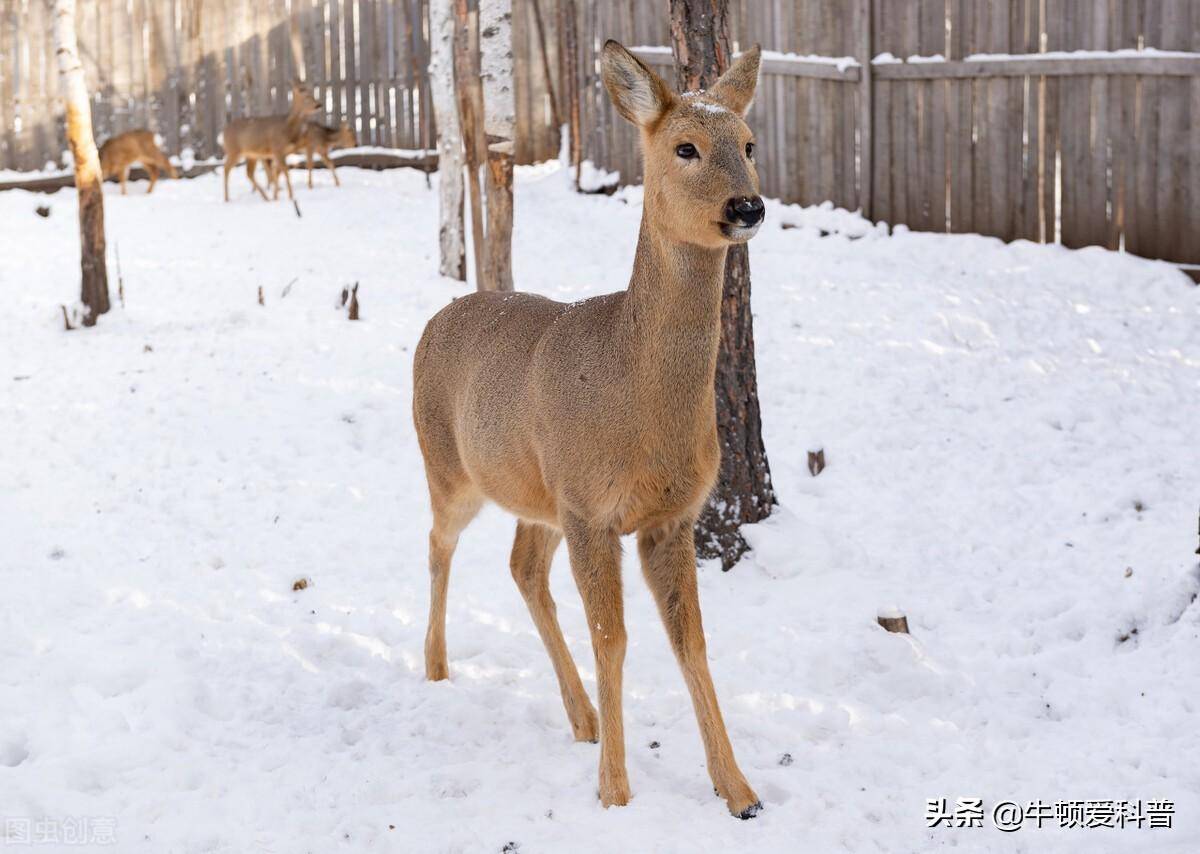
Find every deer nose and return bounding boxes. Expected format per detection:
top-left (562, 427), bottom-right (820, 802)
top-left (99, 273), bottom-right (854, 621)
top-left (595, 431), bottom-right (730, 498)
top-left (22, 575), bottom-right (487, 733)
top-left (725, 196), bottom-right (765, 227)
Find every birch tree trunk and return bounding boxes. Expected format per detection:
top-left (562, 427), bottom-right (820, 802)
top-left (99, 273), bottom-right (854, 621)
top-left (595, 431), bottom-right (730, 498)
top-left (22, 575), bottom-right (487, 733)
top-left (430, 0), bottom-right (466, 281)
top-left (52, 0), bottom-right (109, 326)
top-left (479, 0), bottom-right (514, 291)
top-left (670, 0), bottom-right (776, 570)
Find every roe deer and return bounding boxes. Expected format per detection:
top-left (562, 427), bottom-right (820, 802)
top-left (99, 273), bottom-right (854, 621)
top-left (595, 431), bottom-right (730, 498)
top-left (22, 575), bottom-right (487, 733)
top-left (98, 130), bottom-right (178, 195)
top-left (292, 120), bottom-right (357, 188)
top-left (256, 120), bottom-right (357, 194)
top-left (412, 41), bottom-right (766, 818)
top-left (220, 82), bottom-right (320, 202)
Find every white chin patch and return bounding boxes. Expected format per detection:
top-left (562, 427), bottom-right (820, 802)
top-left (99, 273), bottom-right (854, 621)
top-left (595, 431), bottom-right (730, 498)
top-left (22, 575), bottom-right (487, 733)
top-left (722, 223), bottom-right (761, 241)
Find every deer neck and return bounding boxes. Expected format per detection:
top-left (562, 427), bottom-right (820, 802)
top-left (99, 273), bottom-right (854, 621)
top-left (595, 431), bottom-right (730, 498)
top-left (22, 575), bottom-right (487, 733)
top-left (622, 213), bottom-right (727, 407)
top-left (285, 109), bottom-right (307, 140)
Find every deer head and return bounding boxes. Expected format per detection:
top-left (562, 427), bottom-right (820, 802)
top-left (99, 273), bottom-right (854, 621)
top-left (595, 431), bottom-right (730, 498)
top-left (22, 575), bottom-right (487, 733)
top-left (290, 81), bottom-right (321, 119)
top-left (601, 40), bottom-right (764, 249)
top-left (334, 121), bottom-right (357, 149)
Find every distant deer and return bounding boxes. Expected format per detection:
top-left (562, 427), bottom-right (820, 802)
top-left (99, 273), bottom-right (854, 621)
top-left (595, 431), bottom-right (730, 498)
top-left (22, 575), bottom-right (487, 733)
top-left (98, 130), bottom-right (178, 195)
top-left (256, 119), bottom-right (357, 194)
top-left (294, 120), bottom-right (357, 188)
top-left (220, 81), bottom-right (320, 202)
top-left (412, 41), bottom-right (766, 818)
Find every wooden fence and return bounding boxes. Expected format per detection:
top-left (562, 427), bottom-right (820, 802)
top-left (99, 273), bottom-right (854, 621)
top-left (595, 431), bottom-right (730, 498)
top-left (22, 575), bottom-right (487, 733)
top-left (3, 1), bottom-right (1198, 267)
top-left (570, 0), bottom-right (1200, 267)
top-left (0, 0), bottom-right (560, 170)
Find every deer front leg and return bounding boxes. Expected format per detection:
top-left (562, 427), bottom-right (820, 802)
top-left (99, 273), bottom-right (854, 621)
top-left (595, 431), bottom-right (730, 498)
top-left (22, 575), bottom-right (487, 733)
top-left (638, 518), bottom-right (761, 819)
top-left (562, 515), bottom-right (629, 807)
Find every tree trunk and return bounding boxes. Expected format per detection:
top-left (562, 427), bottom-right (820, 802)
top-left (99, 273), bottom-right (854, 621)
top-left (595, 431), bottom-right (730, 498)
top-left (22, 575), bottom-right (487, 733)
top-left (556, 0), bottom-right (582, 187)
top-left (453, 0), bottom-right (487, 289)
top-left (529, 0), bottom-right (560, 130)
top-left (52, 0), bottom-right (109, 326)
top-left (431, 0), bottom-right (466, 281)
top-left (669, 0), bottom-right (775, 570)
top-left (479, 0), bottom-right (514, 291)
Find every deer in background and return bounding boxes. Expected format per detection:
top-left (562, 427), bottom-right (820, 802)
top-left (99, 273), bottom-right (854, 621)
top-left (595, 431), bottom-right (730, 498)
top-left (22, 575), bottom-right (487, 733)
top-left (412, 41), bottom-right (766, 818)
top-left (220, 81), bottom-right (320, 202)
top-left (98, 130), bottom-right (177, 195)
top-left (292, 120), bottom-right (357, 189)
top-left (258, 120), bottom-right (357, 194)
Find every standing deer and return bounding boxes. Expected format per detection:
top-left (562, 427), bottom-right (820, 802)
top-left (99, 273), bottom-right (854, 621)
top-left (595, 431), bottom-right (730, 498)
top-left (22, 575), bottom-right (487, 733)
top-left (98, 130), bottom-right (178, 195)
top-left (258, 120), bottom-right (358, 194)
top-left (293, 120), bottom-right (357, 189)
top-left (412, 41), bottom-right (766, 818)
top-left (220, 81), bottom-right (320, 202)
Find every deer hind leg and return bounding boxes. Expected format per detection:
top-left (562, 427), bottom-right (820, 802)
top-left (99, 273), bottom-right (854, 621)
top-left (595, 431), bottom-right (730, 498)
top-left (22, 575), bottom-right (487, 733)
top-left (306, 146), bottom-right (314, 188)
top-left (321, 150), bottom-right (341, 187)
top-left (638, 519), bottom-right (761, 819)
top-left (223, 159), bottom-right (233, 202)
top-left (119, 166), bottom-right (128, 195)
top-left (562, 515), bottom-right (629, 807)
top-left (244, 157), bottom-right (270, 201)
top-left (276, 148), bottom-right (296, 200)
top-left (423, 482), bottom-right (482, 681)
top-left (510, 521), bottom-right (598, 742)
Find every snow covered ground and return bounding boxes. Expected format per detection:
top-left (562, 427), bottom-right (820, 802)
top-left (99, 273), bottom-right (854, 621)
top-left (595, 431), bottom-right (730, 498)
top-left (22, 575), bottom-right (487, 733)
top-left (2, 164), bottom-right (1198, 853)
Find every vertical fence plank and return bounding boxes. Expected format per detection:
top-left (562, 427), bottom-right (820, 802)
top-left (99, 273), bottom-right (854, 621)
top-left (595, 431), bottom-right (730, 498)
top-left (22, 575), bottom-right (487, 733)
top-left (0, 0), bottom-right (12, 168)
top-left (1153, 0), bottom-right (1190, 263)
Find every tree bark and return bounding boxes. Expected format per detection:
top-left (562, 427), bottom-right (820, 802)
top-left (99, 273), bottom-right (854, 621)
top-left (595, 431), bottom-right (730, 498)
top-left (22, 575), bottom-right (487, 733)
top-left (529, 0), bottom-right (560, 130)
top-left (479, 0), bottom-right (515, 291)
top-left (52, 0), bottom-right (109, 326)
top-left (556, 0), bottom-right (582, 187)
top-left (453, 0), bottom-right (487, 289)
top-left (669, 0), bottom-right (775, 570)
top-left (431, 0), bottom-right (466, 281)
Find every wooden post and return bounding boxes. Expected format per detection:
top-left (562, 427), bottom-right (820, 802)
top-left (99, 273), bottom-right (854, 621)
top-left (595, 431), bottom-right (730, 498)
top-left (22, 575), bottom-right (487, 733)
top-left (669, 0), bottom-right (776, 570)
top-left (52, 0), bottom-right (109, 327)
top-left (480, 0), bottom-right (515, 292)
top-left (556, 0), bottom-right (582, 187)
top-left (453, 0), bottom-right (488, 289)
top-left (857, 0), bottom-right (873, 220)
top-left (529, 0), bottom-right (561, 129)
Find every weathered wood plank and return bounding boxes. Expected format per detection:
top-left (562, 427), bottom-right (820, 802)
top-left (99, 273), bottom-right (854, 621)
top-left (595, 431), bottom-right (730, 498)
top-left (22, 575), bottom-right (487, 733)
top-left (873, 55), bottom-right (1200, 79)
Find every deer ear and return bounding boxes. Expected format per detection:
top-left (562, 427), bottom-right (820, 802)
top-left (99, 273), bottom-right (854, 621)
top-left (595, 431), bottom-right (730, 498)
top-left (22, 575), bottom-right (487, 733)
top-left (711, 45), bottom-right (761, 117)
top-left (601, 41), bottom-right (674, 127)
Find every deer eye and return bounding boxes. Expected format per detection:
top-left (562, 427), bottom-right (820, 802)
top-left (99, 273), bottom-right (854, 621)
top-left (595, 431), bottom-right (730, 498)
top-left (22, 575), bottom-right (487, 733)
top-left (675, 143), bottom-right (698, 160)
top-left (745, 142), bottom-right (755, 159)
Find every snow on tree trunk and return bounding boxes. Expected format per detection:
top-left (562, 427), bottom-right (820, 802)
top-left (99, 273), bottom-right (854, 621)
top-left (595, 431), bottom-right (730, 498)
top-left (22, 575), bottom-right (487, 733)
top-left (479, 0), bottom-right (514, 291)
top-left (670, 0), bottom-right (776, 570)
top-left (430, 0), bottom-right (466, 281)
top-left (52, 0), bottom-right (109, 326)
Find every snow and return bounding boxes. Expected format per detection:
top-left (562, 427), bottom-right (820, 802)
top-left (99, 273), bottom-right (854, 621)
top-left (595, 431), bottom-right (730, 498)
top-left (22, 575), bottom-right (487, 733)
top-left (2, 164), bottom-right (1199, 853)
top-left (760, 49), bottom-right (860, 72)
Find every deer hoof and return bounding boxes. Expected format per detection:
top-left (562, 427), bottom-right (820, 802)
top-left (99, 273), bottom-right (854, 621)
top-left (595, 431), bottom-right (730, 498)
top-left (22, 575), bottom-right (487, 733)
top-left (737, 801), bottom-right (763, 820)
top-left (598, 776), bottom-right (631, 808)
